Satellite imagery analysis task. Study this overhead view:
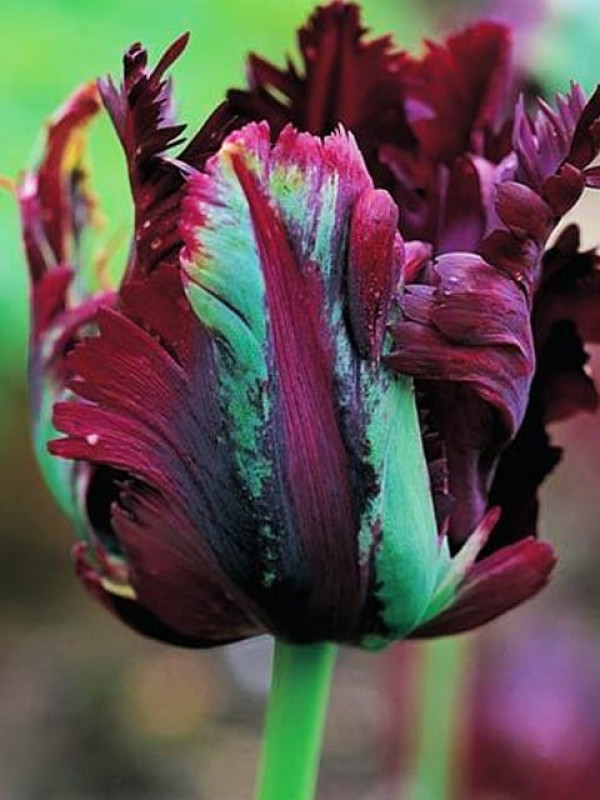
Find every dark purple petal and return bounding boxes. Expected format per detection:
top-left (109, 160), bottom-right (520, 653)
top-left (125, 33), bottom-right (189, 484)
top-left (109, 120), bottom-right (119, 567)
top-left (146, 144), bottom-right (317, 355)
top-left (534, 225), bottom-right (600, 346)
top-left (511, 85), bottom-right (600, 215)
top-left (486, 227), bottom-right (600, 551)
top-left (390, 252), bottom-right (533, 437)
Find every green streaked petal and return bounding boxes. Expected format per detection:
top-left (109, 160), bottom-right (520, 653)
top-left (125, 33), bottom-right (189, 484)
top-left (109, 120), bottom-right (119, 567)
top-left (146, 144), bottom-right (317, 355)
top-left (360, 374), bottom-right (446, 648)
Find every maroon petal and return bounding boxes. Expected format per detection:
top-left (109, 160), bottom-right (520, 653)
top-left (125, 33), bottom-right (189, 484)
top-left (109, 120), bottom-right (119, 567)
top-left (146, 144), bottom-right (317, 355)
top-left (98, 38), bottom-right (187, 281)
top-left (347, 188), bottom-right (401, 359)
top-left (19, 82), bottom-right (101, 283)
top-left (227, 1), bottom-right (415, 184)
top-left (50, 267), bottom-right (262, 642)
top-left (406, 22), bottom-right (512, 164)
top-left (98, 36), bottom-right (239, 283)
top-left (73, 542), bottom-right (244, 648)
top-left (411, 537), bottom-right (556, 637)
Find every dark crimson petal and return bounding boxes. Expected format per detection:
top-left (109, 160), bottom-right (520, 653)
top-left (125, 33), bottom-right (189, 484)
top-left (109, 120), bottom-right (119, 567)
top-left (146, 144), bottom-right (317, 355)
top-left (436, 156), bottom-right (487, 253)
top-left (17, 81), bottom-right (116, 531)
top-left (18, 82), bottom-right (103, 343)
top-left (99, 34), bottom-right (188, 177)
top-left (73, 543), bottom-right (243, 647)
top-left (227, 1), bottom-right (415, 184)
top-left (98, 36), bottom-right (243, 286)
top-left (410, 538), bottom-right (556, 637)
top-left (232, 152), bottom-right (361, 634)
top-left (406, 22), bottom-right (512, 163)
top-left (50, 267), bottom-right (262, 642)
top-left (98, 36), bottom-right (190, 281)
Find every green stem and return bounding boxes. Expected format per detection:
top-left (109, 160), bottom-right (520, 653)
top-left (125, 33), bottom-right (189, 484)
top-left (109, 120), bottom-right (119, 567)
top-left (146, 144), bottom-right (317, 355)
top-left (256, 639), bottom-right (337, 800)
top-left (409, 636), bottom-right (471, 800)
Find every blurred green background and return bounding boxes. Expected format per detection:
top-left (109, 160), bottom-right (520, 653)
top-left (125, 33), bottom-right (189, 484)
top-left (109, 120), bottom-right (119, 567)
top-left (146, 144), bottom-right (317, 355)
top-left (1, 1), bottom-right (600, 798)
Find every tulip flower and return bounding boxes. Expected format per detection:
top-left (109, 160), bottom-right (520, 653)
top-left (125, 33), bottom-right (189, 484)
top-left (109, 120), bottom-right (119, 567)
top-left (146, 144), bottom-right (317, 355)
top-left (17, 4), bottom-right (600, 799)
top-left (20, 4), bottom-right (600, 649)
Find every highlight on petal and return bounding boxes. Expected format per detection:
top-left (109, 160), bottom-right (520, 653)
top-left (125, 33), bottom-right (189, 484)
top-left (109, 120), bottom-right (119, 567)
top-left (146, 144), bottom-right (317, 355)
top-left (347, 188), bottom-right (401, 360)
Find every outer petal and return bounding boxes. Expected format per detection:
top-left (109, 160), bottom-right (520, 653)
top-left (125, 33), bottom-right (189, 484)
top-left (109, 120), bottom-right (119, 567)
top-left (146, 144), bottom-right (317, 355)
top-left (50, 267), bottom-right (262, 643)
top-left (411, 537), bottom-right (556, 637)
top-left (24, 41), bottom-right (260, 647)
top-left (98, 36), bottom-right (241, 282)
top-left (180, 122), bottom-right (450, 644)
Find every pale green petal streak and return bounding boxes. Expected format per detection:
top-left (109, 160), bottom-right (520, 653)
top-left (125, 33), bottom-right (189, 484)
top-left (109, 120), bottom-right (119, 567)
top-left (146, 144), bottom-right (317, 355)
top-left (360, 374), bottom-right (446, 648)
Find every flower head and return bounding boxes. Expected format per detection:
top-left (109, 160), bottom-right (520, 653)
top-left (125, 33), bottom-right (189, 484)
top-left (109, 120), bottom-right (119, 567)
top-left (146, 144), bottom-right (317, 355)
top-left (19, 3), bottom-right (600, 647)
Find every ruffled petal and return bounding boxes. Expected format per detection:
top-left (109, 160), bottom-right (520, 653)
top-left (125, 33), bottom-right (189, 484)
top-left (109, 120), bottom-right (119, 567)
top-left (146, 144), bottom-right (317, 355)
top-left (98, 36), bottom-right (240, 282)
top-left (389, 85), bottom-right (600, 544)
top-left (226, 1), bottom-right (414, 185)
top-left (50, 267), bottom-right (262, 642)
top-left (406, 22), bottom-right (512, 164)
